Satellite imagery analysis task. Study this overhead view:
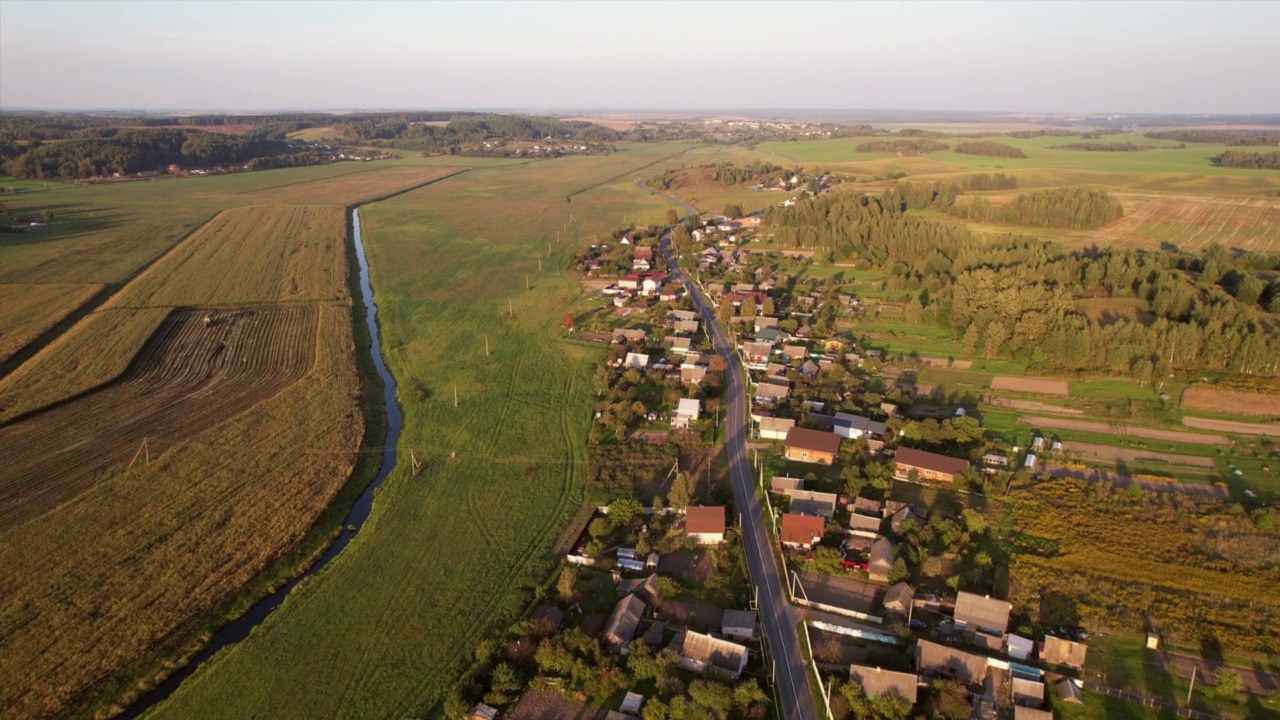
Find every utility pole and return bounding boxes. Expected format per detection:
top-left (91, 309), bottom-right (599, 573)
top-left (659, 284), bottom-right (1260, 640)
top-left (508, 298), bottom-right (514, 317)
top-left (454, 384), bottom-right (459, 408)
top-left (526, 275), bottom-right (530, 290)
top-left (485, 336), bottom-right (490, 357)
top-left (1187, 665), bottom-right (1196, 704)
top-left (538, 256), bottom-right (542, 272)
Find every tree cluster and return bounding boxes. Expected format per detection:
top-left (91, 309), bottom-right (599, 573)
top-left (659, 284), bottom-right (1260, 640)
top-left (0, 128), bottom-right (313, 179)
top-left (855, 139), bottom-right (949, 155)
top-left (953, 188), bottom-right (1124, 229)
top-left (1144, 129), bottom-right (1280, 146)
top-left (1212, 150), bottom-right (1280, 170)
top-left (1050, 142), bottom-right (1155, 152)
top-left (954, 141), bottom-right (1027, 158)
top-left (960, 172), bottom-right (1017, 191)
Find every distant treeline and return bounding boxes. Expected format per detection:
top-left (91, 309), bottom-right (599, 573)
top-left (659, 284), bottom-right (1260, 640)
top-left (1212, 150), bottom-right (1280, 170)
top-left (764, 190), bottom-right (1280, 380)
top-left (1051, 142), bottom-right (1156, 152)
top-left (1, 128), bottom-right (314, 179)
top-left (888, 173), bottom-right (1018, 213)
top-left (1144, 129), bottom-right (1280, 146)
top-left (855, 139), bottom-right (949, 155)
top-left (955, 141), bottom-right (1027, 158)
top-left (649, 161), bottom-right (785, 190)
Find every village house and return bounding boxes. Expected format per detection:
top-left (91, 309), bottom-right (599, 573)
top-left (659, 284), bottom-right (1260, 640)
top-left (783, 427), bottom-right (842, 465)
top-left (1014, 708), bottom-right (1052, 720)
top-left (848, 665), bottom-right (919, 704)
top-left (672, 398), bottom-right (701, 429)
top-left (681, 366), bottom-right (707, 385)
top-left (787, 489), bottom-right (838, 518)
top-left (632, 247), bottom-right (654, 271)
top-left (780, 513), bottom-right (826, 549)
top-left (850, 495), bottom-right (884, 533)
top-left (893, 447), bottom-right (970, 483)
top-left (684, 505), bottom-right (726, 544)
top-left (770, 476), bottom-right (804, 494)
top-left (618, 273), bottom-right (642, 290)
top-left (671, 630), bottom-right (749, 680)
top-left (868, 536), bottom-right (894, 583)
top-left (883, 581), bottom-right (915, 618)
top-left (721, 609), bottom-right (757, 640)
top-left (673, 319), bottom-right (699, 335)
top-left (666, 336), bottom-right (692, 355)
top-left (782, 344), bottom-right (808, 362)
top-left (756, 416), bottom-right (795, 441)
top-left (623, 352), bottom-right (650, 369)
top-left (743, 341), bottom-right (774, 369)
top-left (914, 639), bottom-right (989, 687)
top-left (1042, 635), bottom-right (1088, 670)
top-left (616, 574), bottom-right (661, 605)
top-left (833, 413), bottom-right (890, 450)
top-left (954, 591), bottom-right (1011, 651)
top-left (754, 381), bottom-right (791, 405)
top-left (1013, 674), bottom-right (1046, 708)
top-left (603, 594), bottom-right (647, 651)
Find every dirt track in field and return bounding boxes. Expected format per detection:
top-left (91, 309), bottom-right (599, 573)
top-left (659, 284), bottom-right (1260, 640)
top-left (0, 305), bottom-right (317, 530)
top-left (1019, 415), bottom-right (1231, 446)
top-left (1060, 441), bottom-right (1215, 468)
top-left (986, 397), bottom-right (1084, 415)
top-left (991, 376), bottom-right (1069, 395)
top-left (1182, 416), bottom-right (1280, 437)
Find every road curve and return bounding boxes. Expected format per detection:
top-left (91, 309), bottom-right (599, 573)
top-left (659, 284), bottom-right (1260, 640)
top-left (660, 227), bottom-right (819, 720)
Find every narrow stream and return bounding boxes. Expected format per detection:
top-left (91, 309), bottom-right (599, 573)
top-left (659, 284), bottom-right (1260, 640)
top-left (122, 208), bottom-right (402, 717)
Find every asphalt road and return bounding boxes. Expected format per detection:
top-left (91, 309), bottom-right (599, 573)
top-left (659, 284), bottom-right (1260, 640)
top-left (660, 226), bottom-right (819, 720)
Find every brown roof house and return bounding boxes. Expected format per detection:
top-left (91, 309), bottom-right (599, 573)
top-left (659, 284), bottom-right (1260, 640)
top-left (893, 447), bottom-right (970, 483)
top-left (672, 630), bottom-right (749, 680)
top-left (848, 665), bottom-right (919, 704)
top-left (868, 536), bottom-right (895, 583)
top-left (915, 639), bottom-right (988, 686)
top-left (954, 591), bottom-right (1011, 651)
top-left (603, 594), bottom-right (647, 651)
top-left (883, 582), bottom-right (915, 618)
top-left (780, 513), bottom-right (826, 549)
top-left (783, 427), bottom-right (841, 465)
top-left (685, 505), bottom-right (727, 545)
top-left (1043, 635), bottom-right (1088, 670)
top-left (616, 574), bottom-right (661, 606)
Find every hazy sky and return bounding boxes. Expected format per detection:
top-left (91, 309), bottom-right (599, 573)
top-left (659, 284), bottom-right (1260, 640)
top-left (2, 0), bottom-right (1277, 114)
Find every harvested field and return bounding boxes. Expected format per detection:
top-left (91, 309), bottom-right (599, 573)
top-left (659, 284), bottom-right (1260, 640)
top-left (237, 165), bottom-right (462, 205)
top-left (1090, 192), bottom-right (1280, 252)
top-left (0, 305), bottom-right (317, 530)
top-left (1059, 441), bottom-right (1215, 469)
top-left (796, 570), bottom-right (883, 615)
top-left (1181, 385), bottom-right (1280, 419)
top-left (1019, 415), bottom-right (1231, 446)
top-left (0, 283), bottom-right (101, 365)
top-left (0, 205), bottom-right (349, 422)
top-left (985, 397), bottom-right (1083, 416)
top-left (0, 304), bottom-right (361, 719)
top-left (991, 376), bottom-right (1069, 395)
top-left (1182, 416), bottom-right (1280, 437)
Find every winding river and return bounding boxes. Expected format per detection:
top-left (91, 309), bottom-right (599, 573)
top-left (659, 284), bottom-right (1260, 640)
top-left (122, 208), bottom-right (402, 717)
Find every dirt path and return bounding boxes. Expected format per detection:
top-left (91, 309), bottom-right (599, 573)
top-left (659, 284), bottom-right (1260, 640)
top-left (1048, 465), bottom-right (1229, 499)
top-left (1183, 416), bottom-right (1280, 437)
top-left (987, 397), bottom-right (1084, 416)
top-left (1020, 416), bottom-right (1231, 446)
top-left (1060, 441), bottom-right (1216, 468)
top-left (1164, 652), bottom-right (1279, 696)
top-left (992, 376), bottom-right (1069, 395)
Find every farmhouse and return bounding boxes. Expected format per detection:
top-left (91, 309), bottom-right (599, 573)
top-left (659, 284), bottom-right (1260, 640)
top-left (684, 505), bottom-right (726, 545)
top-left (883, 581), bottom-right (914, 618)
top-left (672, 630), bottom-right (749, 680)
top-left (672, 398), bottom-right (701, 429)
top-left (603, 594), bottom-right (647, 651)
top-left (787, 489), bottom-right (837, 518)
top-left (954, 591), bottom-right (1011, 650)
top-left (1042, 635), bottom-right (1088, 669)
top-left (780, 513), bottom-right (826, 549)
top-left (915, 639), bottom-right (988, 686)
top-left (757, 416), bottom-right (795, 440)
top-left (721, 609), bottom-right (757, 640)
top-left (868, 536), bottom-right (894, 583)
top-left (783, 427), bottom-right (841, 464)
top-left (893, 447), bottom-right (970, 482)
top-left (848, 665), bottom-right (919, 704)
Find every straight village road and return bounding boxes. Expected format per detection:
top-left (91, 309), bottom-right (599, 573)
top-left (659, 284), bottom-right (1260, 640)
top-left (659, 216), bottom-right (820, 720)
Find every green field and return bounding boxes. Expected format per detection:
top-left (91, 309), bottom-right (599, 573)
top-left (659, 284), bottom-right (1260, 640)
top-left (147, 147), bottom-right (688, 718)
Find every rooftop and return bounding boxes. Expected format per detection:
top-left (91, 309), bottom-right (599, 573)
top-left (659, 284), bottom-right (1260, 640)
top-left (685, 505), bottom-right (726, 536)
top-left (784, 427), bottom-right (842, 455)
top-left (895, 446), bottom-right (970, 476)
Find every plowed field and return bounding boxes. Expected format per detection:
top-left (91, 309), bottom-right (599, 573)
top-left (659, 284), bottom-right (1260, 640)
top-left (0, 305), bottom-right (317, 530)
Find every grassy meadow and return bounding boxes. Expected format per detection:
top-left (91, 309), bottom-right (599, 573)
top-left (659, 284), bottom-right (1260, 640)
top-left (146, 146), bottom-right (690, 719)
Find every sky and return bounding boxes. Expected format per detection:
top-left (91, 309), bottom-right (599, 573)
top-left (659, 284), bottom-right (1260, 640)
top-left (2, 0), bottom-right (1278, 115)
